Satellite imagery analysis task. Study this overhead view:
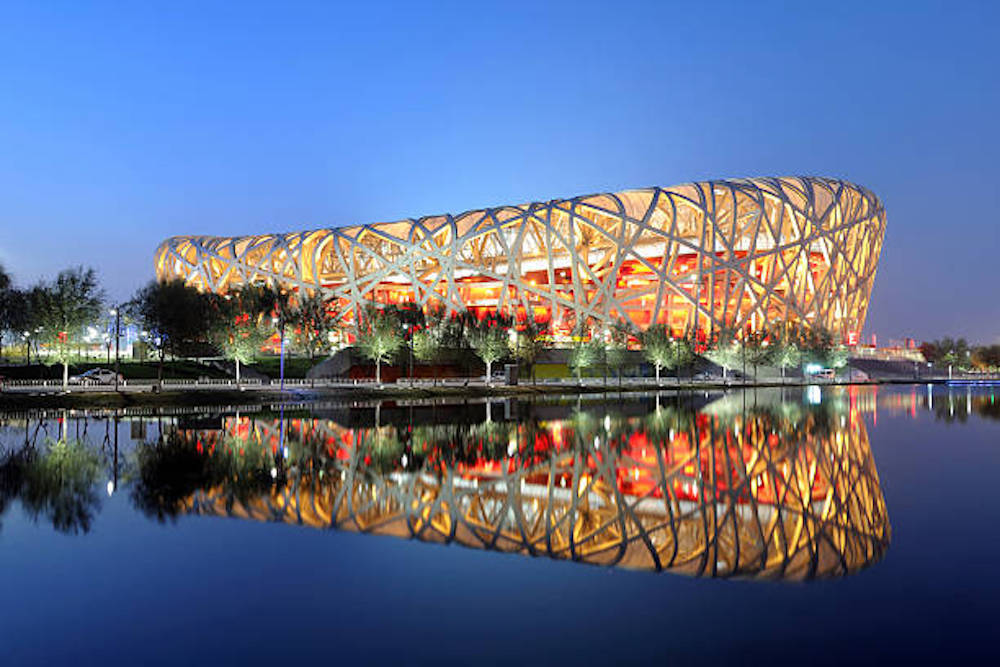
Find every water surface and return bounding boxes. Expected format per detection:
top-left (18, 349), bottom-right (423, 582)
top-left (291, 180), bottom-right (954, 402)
top-left (1, 385), bottom-right (997, 665)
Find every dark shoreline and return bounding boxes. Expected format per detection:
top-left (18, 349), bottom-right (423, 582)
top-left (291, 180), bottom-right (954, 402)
top-left (0, 377), bottom-right (951, 411)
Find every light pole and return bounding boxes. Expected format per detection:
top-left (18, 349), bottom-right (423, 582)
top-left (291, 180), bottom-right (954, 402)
top-left (403, 323), bottom-right (413, 387)
top-left (272, 315), bottom-right (286, 390)
top-left (742, 334), bottom-right (747, 385)
top-left (508, 328), bottom-right (517, 383)
top-left (110, 307), bottom-right (121, 391)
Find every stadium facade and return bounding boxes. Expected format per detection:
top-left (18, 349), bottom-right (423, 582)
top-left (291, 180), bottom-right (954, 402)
top-left (155, 176), bottom-right (885, 339)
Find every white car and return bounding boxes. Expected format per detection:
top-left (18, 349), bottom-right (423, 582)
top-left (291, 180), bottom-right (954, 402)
top-left (69, 368), bottom-right (124, 385)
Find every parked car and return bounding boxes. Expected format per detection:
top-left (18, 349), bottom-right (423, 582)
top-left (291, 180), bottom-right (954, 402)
top-left (68, 368), bottom-right (124, 385)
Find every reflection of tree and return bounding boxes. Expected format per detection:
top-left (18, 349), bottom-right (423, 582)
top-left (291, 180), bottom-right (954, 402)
top-left (20, 440), bottom-right (102, 534)
top-left (643, 404), bottom-right (694, 440)
top-left (930, 392), bottom-right (1000, 423)
top-left (974, 397), bottom-right (1000, 421)
top-left (132, 432), bottom-right (276, 521)
top-left (0, 449), bottom-right (30, 532)
top-left (365, 427), bottom-right (403, 473)
top-left (410, 422), bottom-right (517, 469)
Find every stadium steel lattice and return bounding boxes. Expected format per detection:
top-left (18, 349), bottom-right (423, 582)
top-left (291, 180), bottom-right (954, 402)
top-left (155, 176), bottom-right (885, 337)
top-left (167, 395), bottom-right (890, 579)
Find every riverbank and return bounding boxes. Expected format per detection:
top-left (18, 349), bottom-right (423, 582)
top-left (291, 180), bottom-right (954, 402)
top-left (0, 376), bottom-right (957, 410)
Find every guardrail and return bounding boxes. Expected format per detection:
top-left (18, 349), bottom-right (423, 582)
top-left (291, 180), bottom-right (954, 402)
top-left (3, 372), bottom-right (970, 395)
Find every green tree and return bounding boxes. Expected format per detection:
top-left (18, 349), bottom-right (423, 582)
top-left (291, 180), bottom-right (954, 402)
top-left (28, 267), bottom-right (105, 388)
top-left (355, 303), bottom-right (404, 384)
top-left (211, 286), bottom-right (271, 384)
top-left (972, 344), bottom-right (1000, 371)
top-left (511, 315), bottom-right (549, 385)
top-left (602, 321), bottom-right (632, 387)
top-left (411, 329), bottom-right (439, 370)
top-left (923, 337), bottom-right (971, 373)
top-left (802, 326), bottom-right (846, 370)
top-left (410, 304), bottom-right (449, 384)
top-left (292, 292), bottom-right (337, 359)
top-left (259, 284), bottom-right (295, 352)
top-left (567, 328), bottom-right (600, 384)
top-left (0, 264), bottom-right (11, 359)
top-left (769, 327), bottom-right (800, 379)
top-left (128, 280), bottom-right (215, 386)
top-left (0, 265), bottom-right (29, 361)
top-left (705, 328), bottom-right (742, 379)
top-left (639, 323), bottom-right (677, 384)
top-left (671, 330), bottom-right (696, 381)
top-left (464, 310), bottom-right (512, 384)
top-left (744, 330), bottom-right (774, 379)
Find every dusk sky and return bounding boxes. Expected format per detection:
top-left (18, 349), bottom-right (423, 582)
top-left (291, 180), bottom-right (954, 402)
top-left (1, 0), bottom-right (997, 342)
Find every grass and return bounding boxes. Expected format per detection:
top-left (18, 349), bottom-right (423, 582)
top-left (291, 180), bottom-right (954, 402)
top-left (246, 356), bottom-right (317, 379)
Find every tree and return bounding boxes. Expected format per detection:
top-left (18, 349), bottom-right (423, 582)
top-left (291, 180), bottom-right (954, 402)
top-left (972, 344), bottom-right (1000, 371)
top-left (769, 327), bottom-right (800, 379)
top-left (255, 284), bottom-right (297, 384)
top-left (410, 304), bottom-right (449, 384)
top-left (210, 286), bottom-right (270, 384)
top-left (744, 330), bottom-right (774, 379)
top-left (705, 328), bottom-right (742, 379)
top-left (258, 284), bottom-right (294, 339)
top-left (29, 267), bottom-right (105, 388)
top-left (411, 329), bottom-right (440, 375)
top-left (355, 303), bottom-right (404, 384)
top-left (511, 315), bottom-right (549, 385)
top-left (801, 326), bottom-right (849, 370)
top-left (464, 310), bottom-right (511, 384)
top-left (922, 337), bottom-right (972, 372)
top-left (671, 330), bottom-right (696, 381)
top-left (639, 323), bottom-right (677, 384)
top-left (128, 280), bottom-right (215, 387)
top-left (566, 326), bottom-right (600, 384)
top-left (596, 320), bottom-right (632, 388)
top-left (292, 292), bottom-right (337, 359)
top-left (0, 264), bottom-right (11, 359)
top-left (0, 265), bottom-right (28, 361)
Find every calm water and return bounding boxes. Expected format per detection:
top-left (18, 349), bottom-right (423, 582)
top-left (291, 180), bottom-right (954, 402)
top-left (1, 385), bottom-right (998, 665)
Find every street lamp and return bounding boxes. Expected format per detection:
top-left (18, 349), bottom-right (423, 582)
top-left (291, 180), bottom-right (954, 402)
top-left (403, 323), bottom-right (413, 387)
top-left (109, 307), bottom-right (121, 391)
top-left (272, 315), bottom-right (286, 390)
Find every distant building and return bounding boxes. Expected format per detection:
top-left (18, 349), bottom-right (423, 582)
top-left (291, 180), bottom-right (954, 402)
top-left (155, 176), bottom-right (885, 339)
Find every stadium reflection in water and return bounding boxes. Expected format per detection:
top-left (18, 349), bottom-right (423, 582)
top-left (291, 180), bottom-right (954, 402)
top-left (137, 391), bottom-right (890, 580)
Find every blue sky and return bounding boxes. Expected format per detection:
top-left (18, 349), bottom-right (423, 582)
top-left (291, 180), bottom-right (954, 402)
top-left (1, 0), bottom-right (997, 341)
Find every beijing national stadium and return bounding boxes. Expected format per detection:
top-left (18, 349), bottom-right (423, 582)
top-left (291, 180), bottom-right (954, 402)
top-left (154, 176), bottom-right (885, 340)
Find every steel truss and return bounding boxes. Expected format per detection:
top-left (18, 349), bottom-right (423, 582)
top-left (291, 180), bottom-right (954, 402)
top-left (156, 176), bottom-right (885, 336)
